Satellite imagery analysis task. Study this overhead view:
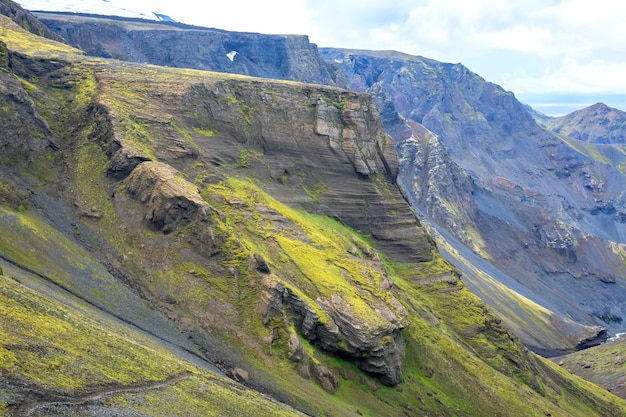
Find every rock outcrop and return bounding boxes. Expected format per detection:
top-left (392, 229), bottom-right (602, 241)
top-left (0, 69), bottom-right (57, 166)
top-left (263, 278), bottom-right (407, 386)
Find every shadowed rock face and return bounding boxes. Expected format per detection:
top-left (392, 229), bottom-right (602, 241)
top-left (33, 12), bottom-right (346, 87)
top-left (322, 48), bottom-right (626, 353)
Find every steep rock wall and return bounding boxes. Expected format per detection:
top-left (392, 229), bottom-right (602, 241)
top-left (34, 12), bottom-right (346, 87)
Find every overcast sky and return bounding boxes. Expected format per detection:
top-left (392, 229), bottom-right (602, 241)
top-left (17, 0), bottom-right (626, 114)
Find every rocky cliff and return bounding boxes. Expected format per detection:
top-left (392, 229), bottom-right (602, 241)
top-left (322, 48), bottom-right (626, 355)
top-left (33, 12), bottom-right (346, 87)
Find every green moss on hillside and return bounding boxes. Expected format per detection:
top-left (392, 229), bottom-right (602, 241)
top-left (0, 15), bottom-right (79, 56)
top-left (0, 277), bottom-right (185, 393)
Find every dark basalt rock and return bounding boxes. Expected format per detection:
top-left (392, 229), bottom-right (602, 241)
top-left (263, 279), bottom-right (407, 386)
top-left (34, 12), bottom-right (346, 88)
top-left (253, 253), bottom-right (271, 274)
top-left (575, 327), bottom-right (608, 350)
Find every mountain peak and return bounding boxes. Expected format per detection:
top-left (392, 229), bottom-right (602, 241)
top-left (546, 101), bottom-right (626, 144)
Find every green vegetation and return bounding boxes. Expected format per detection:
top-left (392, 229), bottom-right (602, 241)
top-left (0, 15), bottom-right (80, 56)
top-left (0, 276), bottom-right (185, 392)
top-left (558, 134), bottom-right (612, 166)
top-left (0, 276), bottom-right (306, 416)
top-left (192, 126), bottom-right (216, 137)
top-left (301, 181), bottom-right (328, 201)
top-left (555, 337), bottom-right (626, 397)
top-left (203, 177), bottom-right (395, 326)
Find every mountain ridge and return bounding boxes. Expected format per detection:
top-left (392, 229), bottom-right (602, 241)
top-left (542, 102), bottom-right (626, 145)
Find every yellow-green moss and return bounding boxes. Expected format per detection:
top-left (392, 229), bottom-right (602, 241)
top-left (0, 276), bottom-right (186, 393)
top-left (203, 178), bottom-right (395, 330)
top-left (192, 126), bottom-right (216, 137)
top-left (0, 16), bottom-right (81, 56)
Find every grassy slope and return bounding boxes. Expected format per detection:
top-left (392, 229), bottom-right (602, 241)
top-left (0, 273), bottom-right (305, 417)
top-left (554, 337), bottom-right (626, 399)
top-left (1, 14), bottom-right (626, 416)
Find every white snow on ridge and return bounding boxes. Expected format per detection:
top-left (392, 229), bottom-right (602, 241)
top-left (16, 0), bottom-right (162, 21)
top-left (226, 51), bottom-right (237, 62)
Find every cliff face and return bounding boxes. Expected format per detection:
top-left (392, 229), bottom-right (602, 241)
top-left (33, 12), bottom-right (346, 87)
top-left (322, 48), bottom-right (626, 354)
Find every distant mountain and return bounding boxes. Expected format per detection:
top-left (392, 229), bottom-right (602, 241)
top-left (543, 102), bottom-right (626, 144)
top-left (321, 48), bottom-right (626, 355)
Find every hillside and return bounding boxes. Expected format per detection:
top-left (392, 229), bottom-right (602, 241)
top-left (29, 9), bottom-right (626, 358)
top-left (1, 6), bottom-right (626, 417)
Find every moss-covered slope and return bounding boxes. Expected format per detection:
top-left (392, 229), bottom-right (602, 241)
top-left (1, 12), bottom-right (626, 417)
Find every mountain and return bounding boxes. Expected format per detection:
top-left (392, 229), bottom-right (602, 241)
top-left (542, 102), bottom-right (626, 144)
top-left (320, 48), bottom-right (626, 356)
top-left (2, 4), bottom-right (626, 416)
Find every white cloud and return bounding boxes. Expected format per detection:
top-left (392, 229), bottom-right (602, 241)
top-left (512, 58), bottom-right (626, 94)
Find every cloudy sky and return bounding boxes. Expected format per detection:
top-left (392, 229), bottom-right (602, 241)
top-left (17, 0), bottom-right (626, 114)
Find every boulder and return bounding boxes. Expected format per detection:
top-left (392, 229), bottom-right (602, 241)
top-left (253, 253), bottom-right (271, 274)
top-left (121, 161), bottom-right (218, 255)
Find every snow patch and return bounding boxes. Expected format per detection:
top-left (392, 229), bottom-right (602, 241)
top-left (226, 51), bottom-right (238, 62)
top-left (17, 0), bottom-right (160, 21)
